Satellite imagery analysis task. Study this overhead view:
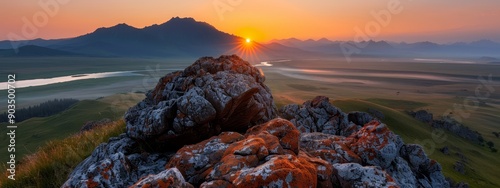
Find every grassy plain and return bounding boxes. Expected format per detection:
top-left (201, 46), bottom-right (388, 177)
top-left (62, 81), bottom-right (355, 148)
top-left (0, 56), bottom-right (498, 187)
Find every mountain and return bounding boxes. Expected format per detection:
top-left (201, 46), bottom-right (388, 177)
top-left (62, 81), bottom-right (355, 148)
top-left (270, 38), bottom-right (500, 58)
top-left (0, 45), bottom-right (82, 57)
top-left (0, 17), bottom-right (314, 59)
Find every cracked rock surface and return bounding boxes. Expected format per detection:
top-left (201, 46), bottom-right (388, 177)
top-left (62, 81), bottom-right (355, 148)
top-left (63, 56), bottom-right (449, 188)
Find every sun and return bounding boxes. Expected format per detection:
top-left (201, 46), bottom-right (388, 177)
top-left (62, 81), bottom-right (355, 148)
top-left (246, 38), bottom-right (251, 43)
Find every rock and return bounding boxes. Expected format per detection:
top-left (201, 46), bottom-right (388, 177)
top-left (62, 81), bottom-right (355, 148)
top-left (130, 168), bottom-right (194, 188)
top-left (348, 111), bottom-right (375, 126)
top-left (64, 56), bottom-right (452, 188)
top-left (453, 161), bottom-right (466, 174)
top-left (408, 110), bottom-right (483, 145)
top-left (332, 163), bottom-right (398, 188)
top-left (62, 134), bottom-right (172, 188)
top-left (280, 96), bottom-right (357, 136)
top-left (280, 96), bottom-right (449, 188)
top-left (125, 55), bottom-right (278, 150)
top-left (300, 132), bottom-right (362, 164)
top-left (349, 121), bottom-right (403, 169)
top-left (80, 118), bottom-right (112, 132)
top-left (168, 118), bottom-right (320, 187)
top-left (368, 108), bottom-right (385, 120)
top-left (400, 144), bottom-right (449, 187)
top-left (408, 110), bottom-right (433, 123)
top-left (440, 146), bottom-right (450, 155)
top-left (447, 177), bottom-right (470, 188)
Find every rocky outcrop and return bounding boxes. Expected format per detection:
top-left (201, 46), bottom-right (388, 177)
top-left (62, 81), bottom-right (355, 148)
top-left (166, 118), bottom-right (319, 187)
top-left (281, 96), bottom-right (449, 188)
top-left (279, 96), bottom-right (357, 136)
top-left (407, 110), bottom-right (484, 144)
top-left (64, 55), bottom-right (449, 188)
top-left (62, 134), bottom-right (173, 187)
top-left (332, 163), bottom-right (398, 187)
top-left (125, 55), bottom-right (277, 150)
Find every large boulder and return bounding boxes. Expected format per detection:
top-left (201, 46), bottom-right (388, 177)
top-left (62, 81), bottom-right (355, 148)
top-left (64, 56), bottom-right (451, 188)
top-left (280, 96), bottom-right (449, 188)
top-left (125, 55), bottom-right (278, 150)
top-left (167, 118), bottom-right (320, 187)
top-left (332, 163), bottom-right (398, 188)
top-left (62, 134), bottom-right (172, 187)
top-left (280, 96), bottom-right (359, 136)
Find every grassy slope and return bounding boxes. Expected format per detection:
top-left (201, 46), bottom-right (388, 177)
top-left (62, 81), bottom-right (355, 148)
top-left (0, 93), bottom-right (143, 163)
top-left (331, 99), bottom-right (500, 187)
top-left (0, 120), bottom-right (126, 187)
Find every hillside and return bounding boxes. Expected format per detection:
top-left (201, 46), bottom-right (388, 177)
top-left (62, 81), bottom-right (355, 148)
top-left (0, 93), bottom-right (143, 163)
top-left (61, 55), bottom-right (450, 187)
top-left (0, 45), bottom-right (82, 57)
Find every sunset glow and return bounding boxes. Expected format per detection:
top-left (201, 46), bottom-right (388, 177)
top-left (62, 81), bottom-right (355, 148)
top-left (1, 1), bottom-right (500, 42)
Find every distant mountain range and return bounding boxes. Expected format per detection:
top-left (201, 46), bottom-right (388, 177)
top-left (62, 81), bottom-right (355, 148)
top-left (269, 38), bottom-right (500, 58)
top-left (1, 17), bottom-right (499, 59)
top-left (0, 17), bottom-right (314, 59)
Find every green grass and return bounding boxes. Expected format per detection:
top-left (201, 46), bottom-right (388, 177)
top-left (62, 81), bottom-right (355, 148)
top-left (0, 93), bottom-right (143, 164)
top-left (365, 98), bottom-right (429, 110)
top-left (0, 120), bottom-right (126, 187)
top-left (332, 99), bottom-right (500, 187)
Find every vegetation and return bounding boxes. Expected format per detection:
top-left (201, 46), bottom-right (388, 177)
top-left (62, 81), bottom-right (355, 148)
top-left (0, 93), bottom-right (143, 163)
top-left (0, 120), bottom-right (125, 187)
top-left (332, 99), bottom-right (500, 188)
top-left (0, 99), bottom-right (78, 123)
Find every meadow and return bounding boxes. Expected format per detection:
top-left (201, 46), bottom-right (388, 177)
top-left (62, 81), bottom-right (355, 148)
top-left (0, 56), bottom-right (498, 187)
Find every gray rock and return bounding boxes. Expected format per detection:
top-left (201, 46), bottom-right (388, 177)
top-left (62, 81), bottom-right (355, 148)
top-left (408, 110), bottom-right (433, 123)
top-left (130, 168), bottom-right (194, 188)
top-left (332, 163), bottom-right (398, 188)
top-left (348, 111), bottom-right (375, 126)
top-left (454, 161), bottom-right (466, 174)
top-left (125, 55), bottom-right (278, 150)
top-left (62, 134), bottom-right (172, 187)
top-left (280, 96), bottom-right (355, 136)
top-left (368, 108), bottom-right (385, 120)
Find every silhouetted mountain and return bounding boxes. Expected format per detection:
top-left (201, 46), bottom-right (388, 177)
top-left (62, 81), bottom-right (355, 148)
top-left (0, 17), bottom-right (314, 59)
top-left (0, 45), bottom-right (82, 57)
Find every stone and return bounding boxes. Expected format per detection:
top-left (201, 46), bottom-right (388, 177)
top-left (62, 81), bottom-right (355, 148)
top-left (168, 118), bottom-right (319, 187)
top-left (125, 55), bottom-right (278, 150)
top-left (280, 96), bottom-right (356, 136)
top-left (349, 121), bottom-right (403, 169)
top-left (62, 134), bottom-right (172, 188)
top-left (332, 163), bottom-right (398, 188)
top-left (130, 168), bottom-right (194, 188)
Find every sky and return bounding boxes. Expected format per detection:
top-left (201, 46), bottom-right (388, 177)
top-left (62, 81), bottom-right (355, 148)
top-left (1, 0), bottom-right (499, 43)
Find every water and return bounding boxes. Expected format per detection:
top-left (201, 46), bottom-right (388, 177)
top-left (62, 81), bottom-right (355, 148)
top-left (0, 71), bottom-right (143, 90)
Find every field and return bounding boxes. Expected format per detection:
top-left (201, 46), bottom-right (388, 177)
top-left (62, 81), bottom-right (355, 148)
top-left (0, 93), bottom-right (143, 163)
top-left (1, 56), bottom-right (499, 186)
top-left (264, 58), bottom-right (500, 187)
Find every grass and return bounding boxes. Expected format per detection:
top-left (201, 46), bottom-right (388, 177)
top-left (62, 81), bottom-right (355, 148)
top-left (332, 99), bottom-right (500, 188)
top-left (0, 120), bottom-right (126, 187)
top-left (0, 93), bottom-right (143, 164)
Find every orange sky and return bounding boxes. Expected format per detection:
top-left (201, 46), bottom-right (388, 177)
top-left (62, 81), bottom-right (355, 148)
top-left (1, 0), bottom-right (499, 43)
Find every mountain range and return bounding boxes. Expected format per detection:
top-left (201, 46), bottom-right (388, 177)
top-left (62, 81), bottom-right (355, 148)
top-left (0, 17), bottom-right (314, 59)
top-left (269, 38), bottom-right (500, 58)
top-left (1, 17), bottom-right (499, 59)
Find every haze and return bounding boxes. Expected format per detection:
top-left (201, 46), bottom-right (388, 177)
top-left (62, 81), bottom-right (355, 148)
top-left (1, 0), bottom-right (500, 43)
